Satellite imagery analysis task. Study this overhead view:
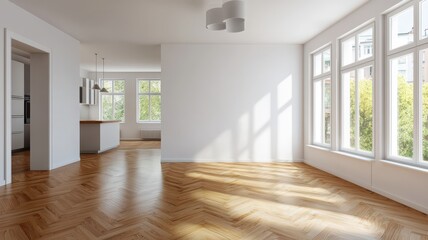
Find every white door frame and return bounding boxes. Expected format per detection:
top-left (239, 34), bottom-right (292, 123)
top-left (3, 28), bottom-right (52, 185)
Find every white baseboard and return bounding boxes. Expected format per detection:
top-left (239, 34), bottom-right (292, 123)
top-left (371, 187), bottom-right (428, 215)
top-left (52, 157), bottom-right (80, 169)
top-left (304, 159), bottom-right (372, 190)
top-left (161, 157), bottom-right (304, 163)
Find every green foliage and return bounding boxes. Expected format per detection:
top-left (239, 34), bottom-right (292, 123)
top-left (101, 79), bottom-right (126, 121)
top-left (423, 83), bottom-right (428, 160)
top-left (397, 76), bottom-right (414, 158)
top-left (114, 95), bottom-right (125, 120)
top-left (347, 75), bottom-right (372, 152)
top-left (114, 80), bottom-right (125, 93)
top-left (102, 95), bottom-right (113, 120)
top-left (359, 79), bottom-right (373, 152)
top-left (138, 80), bottom-right (161, 121)
top-left (139, 95), bottom-right (161, 121)
top-left (350, 79), bottom-right (356, 148)
top-left (139, 81), bottom-right (150, 93)
top-left (139, 95), bottom-right (150, 120)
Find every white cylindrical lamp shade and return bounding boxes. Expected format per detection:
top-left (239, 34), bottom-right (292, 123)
top-left (223, 0), bottom-right (245, 32)
top-left (206, 8), bottom-right (226, 30)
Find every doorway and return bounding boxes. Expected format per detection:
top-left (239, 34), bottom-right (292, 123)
top-left (4, 30), bottom-right (51, 184)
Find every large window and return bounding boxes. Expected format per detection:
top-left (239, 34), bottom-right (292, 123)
top-left (100, 79), bottom-right (125, 121)
top-left (387, 0), bottom-right (428, 167)
top-left (340, 24), bottom-right (374, 156)
top-left (312, 47), bottom-right (332, 146)
top-left (138, 79), bottom-right (161, 122)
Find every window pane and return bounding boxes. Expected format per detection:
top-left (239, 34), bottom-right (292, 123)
top-left (358, 66), bottom-right (373, 152)
top-left (322, 50), bottom-right (331, 73)
top-left (103, 80), bottom-right (113, 93)
top-left (151, 80), bottom-right (161, 93)
top-left (102, 95), bottom-right (113, 120)
top-left (358, 28), bottom-right (373, 61)
top-left (139, 95), bottom-right (150, 121)
top-left (421, 49), bottom-right (428, 161)
top-left (323, 78), bottom-right (331, 144)
top-left (151, 95), bottom-right (161, 121)
top-left (342, 71), bottom-right (356, 149)
top-left (390, 54), bottom-right (414, 159)
top-left (114, 95), bottom-right (125, 121)
top-left (421, 0), bottom-right (428, 39)
top-left (342, 37), bottom-right (356, 66)
top-left (314, 53), bottom-right (322, 76)
top-left (390, 6), bottom-right (414, 50)
top-left (313, 79), bottom-right (322, 144)
top-left (114, 80), bottom-right (125, 93)
top-left (139, 80), bottom-right (150, 93)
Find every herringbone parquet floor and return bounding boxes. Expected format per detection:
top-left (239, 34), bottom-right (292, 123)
top-left (1, 142), bottom-right (428, 239)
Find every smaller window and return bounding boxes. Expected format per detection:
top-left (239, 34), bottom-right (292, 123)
top-left (390, 6), bottom-right (414, 50)
top-left (323, 49), bottom-right (331, 73)
top-left (314, 53), bottom-right (322, 76)
top-left (312, 46), bottom-right (332, 147)
top-left (342, 36), bottom-right (356, 66)
top-left (138, 79), bottom-right (161, 122)
top-left (357, 28), bottom-right (373, 61)
top-left (313, 49), bottom-right (331, 77)
top-left (420, 0), bottom-right (428, 40)
top-left (100, 79), bottom-right (125, 122)
top-left (313, 78), bottom-right (331, 145)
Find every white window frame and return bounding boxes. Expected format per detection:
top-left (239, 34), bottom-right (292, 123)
top-left (100, 79), bottom-right (126, 123)
top-left (312, 45), bottom-right (332, 147)
top-left (386, 0), bottom-right (428, 168)
top-left (136, 78), bottom-right (161, 123)
top-left (339, 23), bottom-right (375, 157)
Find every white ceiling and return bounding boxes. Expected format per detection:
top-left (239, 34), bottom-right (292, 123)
top-left (10, 0), bottom-right (370, 71)
top-left (80, 44), bottom-right (161, 72)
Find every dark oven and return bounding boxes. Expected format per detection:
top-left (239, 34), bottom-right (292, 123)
top-left (24, 95), bottom-right (30, 124)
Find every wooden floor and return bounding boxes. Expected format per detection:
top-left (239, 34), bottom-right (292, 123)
top-left (118, 140), bottom-right (161, 150)
top-left (2, 141), bottom-right (428, 239)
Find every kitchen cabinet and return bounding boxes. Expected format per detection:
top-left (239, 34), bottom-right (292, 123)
top-left (80, 120), bottom-right (120, 153)
top-left (12, 60), bottom-right (25, 150)
top-left (80, 78), bottom-right (96, 105)
top-left (12, 60), bottom-right (24, 97)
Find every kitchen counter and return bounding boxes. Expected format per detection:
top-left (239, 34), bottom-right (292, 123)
top-left (80, 120), bottom-right (121, 124)
top-left (80, 120), bottom-right (120, 153)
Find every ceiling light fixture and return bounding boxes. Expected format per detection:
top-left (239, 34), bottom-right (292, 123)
top-left (100, 58), bottom-right (108, 93)
top-left (206, 0), bottom-right (245, 33)
top-left (92, 53), bottom-right (101, 90)
top-left (206, 7), bottom-right (226, 30)
top-left (223, 0), bottom-right (245, 33)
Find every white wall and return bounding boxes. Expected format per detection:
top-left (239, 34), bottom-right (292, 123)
top-left (161, 44), bottom-right (303, 162)
top-left (0, 0), bottom-right (81, 181)
top-left (86, 72), bottom-right (161, 140)
top-left (80, 68), bottom-right (90, 120)
top-left (304, 0), bottom-right (428, 214)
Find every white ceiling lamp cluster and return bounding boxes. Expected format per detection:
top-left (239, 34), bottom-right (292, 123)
top-left (206, 0), bottom-right (245, 33)
top-left (92, 53), bottom-right (108, 93)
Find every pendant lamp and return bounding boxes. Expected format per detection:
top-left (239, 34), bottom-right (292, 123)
top-left (100, 58), bottom-right (108, 93)
top-left (92, 53), bottom-right (101, 90)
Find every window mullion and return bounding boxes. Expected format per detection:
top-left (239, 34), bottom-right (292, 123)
top-left (321, 79), bottom-right (325, 144)
top-left (415, 49), bottom-right (422, 164)
top-left (112, 94), bottom-right (115, 120)
top-left (355, 72), bottom-right (360, 150)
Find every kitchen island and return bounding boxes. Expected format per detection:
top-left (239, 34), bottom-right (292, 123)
top-left (80, 120), bottom-right (120, 153)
